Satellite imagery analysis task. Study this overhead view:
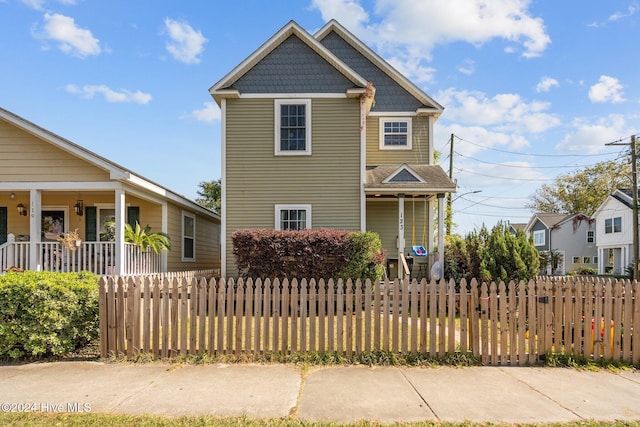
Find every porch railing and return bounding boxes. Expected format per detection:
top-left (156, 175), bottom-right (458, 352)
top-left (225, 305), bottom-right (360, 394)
top-left (0, 241), bottom-right (164, 276)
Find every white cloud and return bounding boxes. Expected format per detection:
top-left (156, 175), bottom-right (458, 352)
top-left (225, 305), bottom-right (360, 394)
top-left (589, 75), bottom-right (625, 104)
top-left (310, 0), bottom-right (369, 33)
top-left (187, 102), bottom-right (221, 122)
top-left (35, 13), bottom-right (100, 57)
top-left (164, 18), bottom-right (207, 64)
top-left (22, 0), bottom-right (81, 10)
top-left (555, 115), bottom-right (631, 153)
top-left (66, 84), bottom-right (152, 104)
top-left (458, 59), bottom-right (475, 75)
top-left (536, 76), bottom-right (559, 93)
top-left (436, 88), bottom-right (561, 134)
top-left (589, 4), bottom-right (639, 27)
top-left (310, 0), bottom-right (550, 84)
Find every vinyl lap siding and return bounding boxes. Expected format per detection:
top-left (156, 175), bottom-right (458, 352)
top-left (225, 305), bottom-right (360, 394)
top-left (366, 115), bottom-right (430, 165)
top-left (166, 202), bottom-right (220, 271)
top-left (366, 199), bottom-right (430, 262)
top-left (0, 119), bottom-right (110, 181)
top-left (225, 97), bottom-right (361, 277)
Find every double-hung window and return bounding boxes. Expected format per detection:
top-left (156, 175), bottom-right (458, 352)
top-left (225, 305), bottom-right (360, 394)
top-left (379, 118), bottom-right (412, 149)
top-left (275, 99), bottom-right (311, 155)
top-left (275, 204), bottom-right (311, 231)
top-left (586, 230), bottom-right (595, 243)
top-left (182, 211), bottom-right (195, 261)
top-left (533, 230), bottom-right (545, 246)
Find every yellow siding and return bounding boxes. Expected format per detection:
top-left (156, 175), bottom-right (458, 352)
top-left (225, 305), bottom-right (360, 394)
top-left (0, 119), bottom-right (110, 181)
top-left (166, 202), bottom-right (220, 271)
top-left (365, 116), bottom-right (430, 165)
top-left (225, 97), bottom-right (361, 277)
top-left (366, 198), bottom-right (430, 269)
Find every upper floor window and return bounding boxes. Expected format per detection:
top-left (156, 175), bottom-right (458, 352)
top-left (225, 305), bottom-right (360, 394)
top-left (604, 217), bottom-right (622, 234)
top-left (586, 230), bottom-right (595, 243)
top-left (182, 211), bottom-right (195, 262)
top-left (275, 99), bottom-right (311, 155)
top-left (379, 118), bottom-right (412, 150)
top-left (533, 230), bottom-right (545, 246)
top-left (275, 204), bottom-right (311, 231)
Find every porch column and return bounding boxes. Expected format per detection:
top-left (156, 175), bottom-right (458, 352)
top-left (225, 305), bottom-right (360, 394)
top-left (437, 193), bottom-right (445, 265)
top-left (398, 193), bottom-right (405, 279)
top-left (161, 202), bottom-right (168, 272)
top-left (114, 189), bottom-right (126, 275)
top-left (28, 189), bottom-right (41, 271)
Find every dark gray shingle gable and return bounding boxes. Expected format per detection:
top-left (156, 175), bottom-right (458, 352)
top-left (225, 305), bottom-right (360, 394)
top-left (230, 35), bottom-right (356, 94)
top-left (320, 31), bottom-right (424, 112)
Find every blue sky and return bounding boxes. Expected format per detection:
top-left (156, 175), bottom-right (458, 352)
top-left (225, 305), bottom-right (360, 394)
top-left (1, 0), bottom-right (638, 235)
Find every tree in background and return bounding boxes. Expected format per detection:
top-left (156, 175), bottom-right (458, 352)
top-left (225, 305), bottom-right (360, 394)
top-left (528, 159), bottom-right (630, 215)
top-left (444, 222), bottom-right (539, 283)
top-left (196, 179), bottom-right (221, 213)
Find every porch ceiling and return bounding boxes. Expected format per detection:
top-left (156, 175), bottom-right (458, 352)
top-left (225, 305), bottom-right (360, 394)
top-left (364, 164), bottom-right (456, 196)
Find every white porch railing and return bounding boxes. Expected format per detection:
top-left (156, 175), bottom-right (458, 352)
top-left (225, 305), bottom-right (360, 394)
top-left (0, 241), bottom-right (164, 276)
top-left (0, 242), bottom-right (30, 272)
top-left (122, 242), bottom-right (163, 275)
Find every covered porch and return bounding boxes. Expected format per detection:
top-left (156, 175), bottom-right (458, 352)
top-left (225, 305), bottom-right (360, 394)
top-left (364, 164), bottom-right (456, 280)
top-left (0, 188), bottom-right (168, 276)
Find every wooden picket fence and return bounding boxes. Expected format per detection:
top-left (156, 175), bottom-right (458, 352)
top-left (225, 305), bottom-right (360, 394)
top-left (98, 276), bottom-right (640, 366)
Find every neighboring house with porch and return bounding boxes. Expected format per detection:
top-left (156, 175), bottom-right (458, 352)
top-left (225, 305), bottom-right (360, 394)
top-left (524, 212), bottom-right (597, 275)
top-left (0, 107), bottom-right (220, 276)
top-left (593, 188), bottom-right (637, 275)
top-left (210, 20), bottom-right (456, 278)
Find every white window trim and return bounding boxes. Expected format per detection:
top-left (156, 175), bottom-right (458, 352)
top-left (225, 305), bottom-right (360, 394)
top-left (275, 99), bottom-right (312, 156)
top-left (586, 230), bottom-right (595, 243)
top-left (181, 211), bottom-right (196, 262)
top-left (533, 230), bottom-right (545, 246)
top-left (379, 117), bottom-right (412, 150)
top-left (274, 204), bottom-right (312, 230)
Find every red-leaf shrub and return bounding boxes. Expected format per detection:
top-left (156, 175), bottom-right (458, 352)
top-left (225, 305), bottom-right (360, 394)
top-left (232, 229), bottom-right (384, 281)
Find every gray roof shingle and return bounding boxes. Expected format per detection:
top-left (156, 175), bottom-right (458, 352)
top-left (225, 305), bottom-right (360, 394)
top-left (231, 35), bottom-right (356, 93)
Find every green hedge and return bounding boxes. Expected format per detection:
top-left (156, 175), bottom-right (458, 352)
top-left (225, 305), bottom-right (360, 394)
top-left (0, 271), bottom-right (99, 359)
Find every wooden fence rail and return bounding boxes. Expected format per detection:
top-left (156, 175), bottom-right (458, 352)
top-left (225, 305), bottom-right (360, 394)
top-left (98, 276), bottom-right (640, 365)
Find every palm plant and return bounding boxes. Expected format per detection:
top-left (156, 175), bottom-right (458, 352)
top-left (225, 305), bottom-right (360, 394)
top-left (124, 222), bottom-right (171, 253)
top-left (104, 221), bottom-right (171, 253)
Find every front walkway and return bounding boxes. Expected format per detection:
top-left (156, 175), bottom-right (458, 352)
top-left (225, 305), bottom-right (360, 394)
top-left (1, 362), bottom-right (639, 423)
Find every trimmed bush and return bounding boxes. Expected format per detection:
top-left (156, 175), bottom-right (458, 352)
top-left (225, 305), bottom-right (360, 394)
top-left (0, 271), bottom-right (99, 359)
top-left (232, 229), bottom-right (384, 281)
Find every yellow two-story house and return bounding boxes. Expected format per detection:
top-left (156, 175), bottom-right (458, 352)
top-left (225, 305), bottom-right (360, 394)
top-left (210, 20), bottom-right (455, 278)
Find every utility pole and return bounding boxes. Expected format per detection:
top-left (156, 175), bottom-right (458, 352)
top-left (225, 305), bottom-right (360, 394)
top-left (607, 135), bottom-right (639, 281)
top-left (446, 133), bottom-right (454, 235)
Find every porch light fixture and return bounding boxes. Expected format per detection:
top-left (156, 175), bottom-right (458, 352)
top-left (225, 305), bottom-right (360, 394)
top-left (74, 200), bottom-right (84, 216)
top-left (16, 203), bottom-right (27, 216)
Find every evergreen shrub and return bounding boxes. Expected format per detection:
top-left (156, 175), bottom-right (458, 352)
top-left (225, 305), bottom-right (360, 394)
top-left (0, 271), bottom-right (99, 359)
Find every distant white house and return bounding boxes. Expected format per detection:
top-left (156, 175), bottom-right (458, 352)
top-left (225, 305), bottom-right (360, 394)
top-left (593, 188), bottom-right (638, 275)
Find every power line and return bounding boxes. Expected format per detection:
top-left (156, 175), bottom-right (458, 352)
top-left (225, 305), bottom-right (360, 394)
top-left (455, 136), bottom-right (625, 158)
top-left (455, 196), bottom-right (531, 209)
top-left (453, 167), bottom-right (556, 181)
top-left (452, 151), bottom-right (616, 169)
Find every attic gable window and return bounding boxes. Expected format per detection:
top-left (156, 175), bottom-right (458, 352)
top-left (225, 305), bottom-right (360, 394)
top-left (275, 99), bottom-right (311, 155)
top-left (380, 118), bottom-right (412, 150)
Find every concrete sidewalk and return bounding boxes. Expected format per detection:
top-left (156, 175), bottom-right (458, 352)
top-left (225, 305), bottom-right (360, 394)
top-left (1, 362), bottom-right (639, 424)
